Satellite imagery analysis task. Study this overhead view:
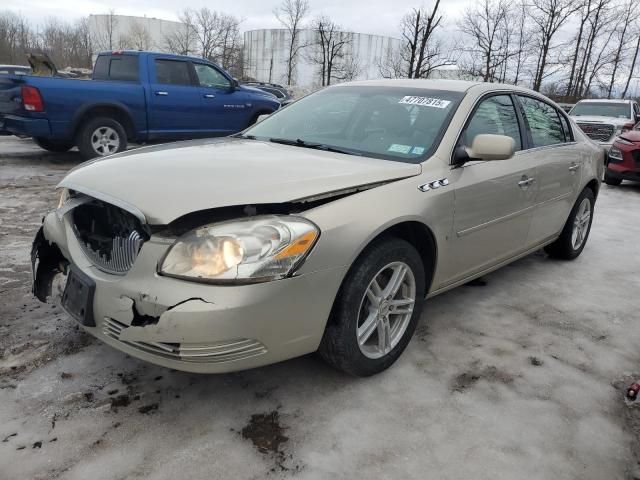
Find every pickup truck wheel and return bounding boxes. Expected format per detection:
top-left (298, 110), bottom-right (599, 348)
top-left (77, 117), bottom-right (127, 160)
top-left (33, 138), bottom-right (73, 153)
top-left (544, 188), bottom-right (595, 260)
top-left (318, 237), bottom-right (426, 376)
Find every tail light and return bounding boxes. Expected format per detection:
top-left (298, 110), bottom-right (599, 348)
top-left (21, 85), bottom-right (44, 112)
top-left (621, 122), bottom-right (635, 134)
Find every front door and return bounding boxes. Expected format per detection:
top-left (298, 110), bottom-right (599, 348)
top-left (516, 95), bottom-right (582, 244)
top-left (445, 94), bottom-right (537, 284)
top-left (193, 63), bottom-right (251, 135)
top-left (147, 57), bottom-right (202, 137)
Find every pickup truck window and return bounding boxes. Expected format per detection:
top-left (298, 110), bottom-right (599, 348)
top-left (155, 59), bottom-right (192, 86)
top-left (194, 64), bottom-right (230, 89)
top-left (93, 55), bottom-right (139, 82)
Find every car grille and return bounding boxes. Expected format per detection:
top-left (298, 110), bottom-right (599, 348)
top-left (102, 318), bottom-right (268, 363)
top-left (71, 198), bottom-right (147, 275)
top-left (576, 122), bottom-right (615, 142)
top-left (631, 149), bottom-right (640, 166)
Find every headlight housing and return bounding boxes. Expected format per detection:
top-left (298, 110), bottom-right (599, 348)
top-left (608, 146), bottom-right (624, 162)
top-left (159, 216), bottom-right (319, 283)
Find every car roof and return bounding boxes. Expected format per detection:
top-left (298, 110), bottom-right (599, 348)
top-left (0, 65), bottom-right (30, 69)
top-left (576, 99), bottom-right (631, 104)
top-left (334, 78), bottom-right (546, 97)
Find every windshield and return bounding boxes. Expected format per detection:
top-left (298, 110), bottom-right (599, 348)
top-left (243, 86), bottom-right (464, 163)
top-left (570, 102), bottom-right (631, 119)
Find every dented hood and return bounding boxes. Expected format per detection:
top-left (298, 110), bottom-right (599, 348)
top-left (60, 138), bottom-right (422, 224)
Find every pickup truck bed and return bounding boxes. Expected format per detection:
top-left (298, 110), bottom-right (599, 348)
top-left (0, 51), bottom-right (279, 159)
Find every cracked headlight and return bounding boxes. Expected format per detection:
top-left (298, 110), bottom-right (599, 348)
top-left (159, 216), bottom-right (319, 283)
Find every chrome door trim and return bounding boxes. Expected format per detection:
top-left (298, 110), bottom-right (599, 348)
top-left (456, 204), bottom-right (535, 237)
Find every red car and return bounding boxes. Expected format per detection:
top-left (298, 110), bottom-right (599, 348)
top-left (606, 130), bottom-right (640, 185)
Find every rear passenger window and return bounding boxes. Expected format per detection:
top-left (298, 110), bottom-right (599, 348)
top-left (155, 60), bottom-right (192, 86)
top-left (107, 56), bottom-right (139, 81)
top-left (518, 96), bottom-right (565, 147)
top-left (463, 95), bottom-right (522, 151)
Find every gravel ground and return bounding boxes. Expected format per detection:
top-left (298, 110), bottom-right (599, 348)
top-left (1, 136), bottom-right (640, 480)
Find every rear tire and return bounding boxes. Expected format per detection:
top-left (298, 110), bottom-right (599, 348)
top-left (318, 237), bottom-right (427, 376)
top-left (544, 188), bottom-right (595, 260)
top-left (604, 170), bottom-right (622, 186)
top-left (76, 117), bottom-right (127, 160)
top-left (33, 137), bottom-right (73, 153)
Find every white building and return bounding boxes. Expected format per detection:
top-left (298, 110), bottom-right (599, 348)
top-left (88, 14), bottom-right (183, 54)
top-left (243, 28), bottom-right (401, 87)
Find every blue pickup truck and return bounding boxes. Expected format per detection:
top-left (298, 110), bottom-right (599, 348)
top-left (0, 51), bottom-right (280, 159)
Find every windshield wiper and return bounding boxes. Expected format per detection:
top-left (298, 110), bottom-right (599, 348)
top-left (268, 137), bottom-right (362, 156)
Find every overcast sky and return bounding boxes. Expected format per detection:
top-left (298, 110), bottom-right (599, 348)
top-left (4, 0), bottom-right (472, 38)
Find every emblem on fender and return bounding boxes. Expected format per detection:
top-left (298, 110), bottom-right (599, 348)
top-left (418, 178), bottom-right (449, 192)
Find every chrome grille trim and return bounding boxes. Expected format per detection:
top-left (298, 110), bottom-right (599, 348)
top-left (101, 318), bottom-right (268, 364)
top-left (576, 122), bottom-right (615, 142)
top-left (76, 229), bottom-right (144, 275)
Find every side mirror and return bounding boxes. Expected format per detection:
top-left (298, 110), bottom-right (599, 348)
top-left (256, 113), bottom-right (270, 123)
top-left (230, 78), bottom-right (239, 90)
top-left (465, 134), bottom-right (515, 161)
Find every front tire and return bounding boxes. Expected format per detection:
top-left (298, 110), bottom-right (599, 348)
top-left (604, 170), bottom-right (622, 186)
top-left (76, 117), bottom-right (127, 160)
top-left (33, 137), bottom-right (73, 153)
top-left (544, 188), bottom-right (595, 260)
top-left (318, 237), bottom-right (427, 376)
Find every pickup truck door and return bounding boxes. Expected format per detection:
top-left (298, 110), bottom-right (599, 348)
top-left (192, 63), bottom-right (252, 134)
top-left (443, 94), bottom-right (537, 285)
top-left (147, 57), bottom-right (202, 138)
top-left (516, 95), bottom-right (581, 245)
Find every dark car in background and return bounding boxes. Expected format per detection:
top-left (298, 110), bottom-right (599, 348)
top-left (242, 81), bottom-right (294, 106)
top-left (0, 51), bottom-right (280, 159)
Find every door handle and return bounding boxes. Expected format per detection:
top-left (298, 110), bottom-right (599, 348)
top-left (569, 162), bottom-right (580, 172)
top-left (518, 176), bottom-right (535, 188)
top-left (203, 94), bottom-right (216, 99)
top-left (155, 91), bottom-right (168, 96)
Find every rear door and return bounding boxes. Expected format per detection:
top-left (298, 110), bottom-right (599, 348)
top-left (192, 62), bottom-right (251, 134)
top-left (445, 93), bottom-right (538, 284)
top-left (147, 57), bottom-right (202, 137)
top-left (516, 95), bottom-right (581, 245)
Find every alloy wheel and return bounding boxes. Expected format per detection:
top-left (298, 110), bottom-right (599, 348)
top-left (91, 126), bottom-right (120, 156)
top-left (571, 197), bottom-right (592, 250)
top-left (356, 261), bottom-right (416, 359)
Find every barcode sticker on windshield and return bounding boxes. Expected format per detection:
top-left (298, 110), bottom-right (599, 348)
top-left (399, 96), bottom-right (451, 108)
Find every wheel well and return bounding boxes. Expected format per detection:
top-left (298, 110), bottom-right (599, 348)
top-left (74, 106), bottom-right (135, 141)
top-left (380, 221), bottom-right (437, 296)
top-left (585, 178), bottom-right (600, 198)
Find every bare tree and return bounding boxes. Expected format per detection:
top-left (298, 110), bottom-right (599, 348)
top-left (622, 25), bottom-right (640, 98)
top-left (163, 11), bottom-right (197, 55)
top-left (309, 16), bottom-right (353, 86)
top-left (121, 21), bottom-right (152, 51)
top-left (274, 0), bottom-right (309, 85)
top-left (379, 2), bottom-right (453, 79)
top-left (459, 0), bottom-right (510, 82)
top-left (94, 9), bottom-right (119, 51)
top-left (529, 0), bottom-right (581, 91)
top-left (606, 0), bottom-right (636, 97)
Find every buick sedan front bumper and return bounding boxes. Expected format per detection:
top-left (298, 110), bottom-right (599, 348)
top-left (33, 211), bottom-right (346, 373)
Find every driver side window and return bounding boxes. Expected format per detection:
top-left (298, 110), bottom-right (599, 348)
top-left (464, 95), bottom-right (522, 151)
top-left (194, 64), bottom-right (230, 89)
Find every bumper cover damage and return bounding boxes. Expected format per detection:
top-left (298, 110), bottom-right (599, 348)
top-left (32, 209), bottom-right (346, 373)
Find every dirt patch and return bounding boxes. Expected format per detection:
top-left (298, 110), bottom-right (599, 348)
top-left (451, 365), bottom-right (515, 392)
top-left (241, 410), bottom-right (289, 467)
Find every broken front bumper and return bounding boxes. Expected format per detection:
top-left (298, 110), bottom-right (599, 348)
top-left (33, 212), bottom-right (347, 373)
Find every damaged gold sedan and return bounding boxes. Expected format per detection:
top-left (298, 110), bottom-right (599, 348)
top-left (32, 80), bottom-right (603, 376)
